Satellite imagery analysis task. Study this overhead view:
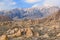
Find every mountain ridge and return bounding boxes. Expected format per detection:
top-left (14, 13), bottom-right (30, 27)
top-left (0, 6), bottom-right (60, 21)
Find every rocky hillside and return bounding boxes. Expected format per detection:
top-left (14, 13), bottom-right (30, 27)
top-left (0, 15), bottom-right (13, 21)
top-left (41, 9), bottom-right (60, 23)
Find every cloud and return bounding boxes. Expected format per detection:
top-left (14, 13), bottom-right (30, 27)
top-left (43, 0), bottom-right (60, 7)
top-left (31, 0), bottom-right (60, 8)
top-left (0, 2), bottom-right (5, 6)
top-left (0, 0), bottom-right (16, 10)
top-left (32, 4), bottom-right (40, 7)
top-left (9, 2), bottom-right (16, 5)
top-left (0, 0), bottom-right (60, 10)
top-left (25, 0), bottom-right (41, 3)
top-left (12, 2), bottom-right (16, 5)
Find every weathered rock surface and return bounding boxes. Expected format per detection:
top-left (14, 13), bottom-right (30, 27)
top-left (7, 29), bottom-right (21, 38)
top-left (26, 28), bottom-right (33, 37)
top-left (0, 35), bottom-right (8, 40)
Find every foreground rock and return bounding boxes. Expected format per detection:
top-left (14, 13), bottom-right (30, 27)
top-left (26, 28), bottom-right (33, 38)
top-left (0, 35), bottom-right (8, 40)
top-left (7, 29), bottom-right (21, 38)
top-left (56, 33), bottom-right (60, 37)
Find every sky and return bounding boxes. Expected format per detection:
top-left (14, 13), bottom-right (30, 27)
top-left (0, 0), bottom-right (60, 10)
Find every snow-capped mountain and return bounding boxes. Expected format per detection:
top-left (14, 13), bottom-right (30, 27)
top-left (0, 6), bottom-right (60, 20)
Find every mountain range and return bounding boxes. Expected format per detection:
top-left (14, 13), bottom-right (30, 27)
top-left (0, 6), bottom-right (60, 21)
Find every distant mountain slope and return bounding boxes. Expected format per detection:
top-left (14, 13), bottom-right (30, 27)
top-left (40, 9), bottom-right (60, 25)
top-left (41, 6), bottom-right (60, 16)
top-left (0, 15), bottom-right (13, 21)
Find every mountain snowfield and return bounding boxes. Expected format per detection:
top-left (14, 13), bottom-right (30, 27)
top-left (0, 6), bottom-right (60, 20)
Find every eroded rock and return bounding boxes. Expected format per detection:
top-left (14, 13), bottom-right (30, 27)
top-left (0, 35), bottom-right (8, 40)
top-left (26, 28), bottom-right (33, 38)
top-left (42, 34), bottom-right (49, 38)
top-left (34, 32), bottom-right (39, 37)
top-left (7, 28), bottom-right (19, 35)
top-left (8, 29), bottom-right (21, 38)
top-left (56, 33), bottom-right (60, 37)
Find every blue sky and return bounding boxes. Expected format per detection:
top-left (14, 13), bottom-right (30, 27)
top-left (0, 0), bottom-right (60, 10)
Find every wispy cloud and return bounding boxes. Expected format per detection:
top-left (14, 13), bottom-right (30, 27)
top-left (0, 0), bottom-right (60, 10)
top-left (0, 2), bottom-right (5, 6)
top-left (10, 2), bottom-right (16, 5)
top-left (43, 0), bottom-right (60, 7)
top-left (24, 0), bottom-right (41, 3)
top-left (32, 4), bottom-right (40, 7)
top-left (0, 0), bottom-right (16, 10)
top-left (31, 0), bottom-right (60, 8)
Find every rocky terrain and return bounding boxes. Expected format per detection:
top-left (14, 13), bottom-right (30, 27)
top-left (0, 7), bottom-right (60, 40)
top-left (0, 15), bottom-right (12, 22)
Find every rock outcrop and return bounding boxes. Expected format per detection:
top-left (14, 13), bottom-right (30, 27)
top-left (0, 35), bottom-right (8, 40)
